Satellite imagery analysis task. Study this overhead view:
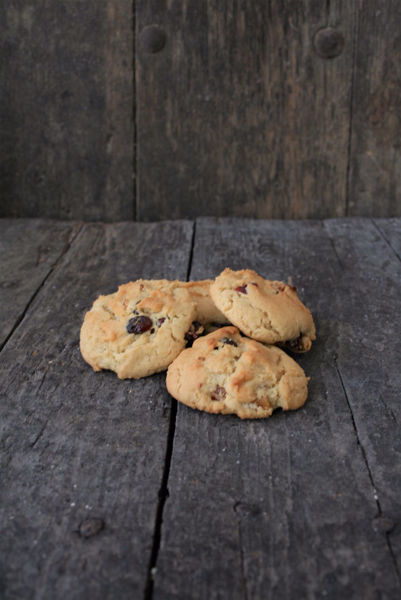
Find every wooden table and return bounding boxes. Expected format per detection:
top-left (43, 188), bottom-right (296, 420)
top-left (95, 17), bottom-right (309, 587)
top-left (1, 217), bottom-right (400, 599)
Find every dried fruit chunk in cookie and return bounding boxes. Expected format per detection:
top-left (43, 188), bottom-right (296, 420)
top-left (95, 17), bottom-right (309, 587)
top-left (210, 268), bottom-right (316, 352)
top-left (80, 280), bottom-right (196, 379)
top-left (166, 326), bottom-right (309, 419)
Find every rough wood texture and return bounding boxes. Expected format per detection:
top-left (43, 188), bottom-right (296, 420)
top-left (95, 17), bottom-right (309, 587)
top-left (1, 218), bottom-right (401, 599)
top-left (0, 219), bottom-right (80, 348)
top-left (0, 220), bottom-right (193, 599)
top-left (2, 2), bottom-right (401, 221)
top-left (373, 218), bottom-right (401, 261)
top-left (323, 218), bottom-right (401, 569)
top-left (136, 1), bottom-right (354, 220)
top-left (153, 218), bottom-right (401, 599)
top-left (0, 1), bottom-right (133, 221)
top-left (348, 1), bottom-right (401, 216)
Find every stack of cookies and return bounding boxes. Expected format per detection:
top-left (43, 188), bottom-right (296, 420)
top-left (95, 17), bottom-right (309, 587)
top-left (80, 268), bottom-right (316, 419)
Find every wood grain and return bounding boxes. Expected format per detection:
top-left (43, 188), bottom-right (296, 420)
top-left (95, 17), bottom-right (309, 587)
top-left (323, 217), bottom-right (401, 570)
top-left (348, 1), bottom-right (401, 216)
top-left (136, 1), bottom-right (354, 221)
top-left (1, 2), bottom-right (401, 221)
top-left (153, 218), bottom-right (401, 599)
top-left (0, 1), bottom-right (133, 221)
top-left (0, 219), bottom-right (80, 348)
top-left (0, 220), bottom-right (193, 599)
top-left (373, 218), bottom-right (401, 261)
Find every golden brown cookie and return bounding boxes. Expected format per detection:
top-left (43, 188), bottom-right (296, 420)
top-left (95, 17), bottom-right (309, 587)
top-left (180, 280), bottom-right (227, 326)
top-left (166, 326), bottom-right (309, 419)
top-left (210, 268), bottom-right (316, 352)
top-left (80, 280), bottom-right (196, 379)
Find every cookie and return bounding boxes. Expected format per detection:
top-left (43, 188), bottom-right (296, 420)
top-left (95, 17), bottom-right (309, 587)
top-left (166, 326), bottom-right (309, 419)
top-left (80, 280), bottom-right (196, 379)
top-left (210, 268), bottom-right (316, 352)
top-left (152, 279), bottom-right (228, 344)
top-left (180, 280), bottom-right (227, 326)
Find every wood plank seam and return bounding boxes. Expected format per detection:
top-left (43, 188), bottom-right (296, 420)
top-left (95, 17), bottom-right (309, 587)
top-left (144, 220), bottom-right (196, 599)
top-left (335, 360), bottom-right (401, 584)
top-left (372, 220), bottom-right (401, 264)
top-left (185, 220), bottom-right (197, 283)
top-left (133, 0), bottom-right (137, 221)
top-left (345, 0), bottom-right (359, 216)
top-left (144, 399), bottom-right (178, 600)
top-left (0, 222), bottom-right (83, 355)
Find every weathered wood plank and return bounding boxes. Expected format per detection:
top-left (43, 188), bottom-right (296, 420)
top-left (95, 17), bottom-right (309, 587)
top-left (348, 1), bottom-right (401, 216)
top-left (323, 218), bottom-right (401, 570)
top-left (153, 218), bottom-right (400, 599)
top-left (0, 221), bottom-right (193, 599)
top-left (0, 1), bottom-right (133, 220)
top-left (373, 218), bottom-right (401, 262)
top-left (0, 219), bottom-right (80, 348)
top-left (137, 1), bottom-right (353, 221)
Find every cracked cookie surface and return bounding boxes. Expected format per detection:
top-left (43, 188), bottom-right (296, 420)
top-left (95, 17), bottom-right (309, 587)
top-left (166, 326), bottom-right (309, 419)
top-left (80, 280), bottom-right (196, 379)
top-left (210, 268), bottom-right (316, 352)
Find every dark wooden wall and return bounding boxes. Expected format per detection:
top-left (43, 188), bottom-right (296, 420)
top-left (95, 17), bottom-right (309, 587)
top-left (1, 1), bottom-right (400, 221)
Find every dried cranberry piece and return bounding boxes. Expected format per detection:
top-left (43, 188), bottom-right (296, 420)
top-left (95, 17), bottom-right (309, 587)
top-left (220, 337), bottom-right (238, 347)
top-left (235, 285), bottom-right (247, 294)
top-left (185, 321), bottom-right (204, 346)
top-left (157, 317), bottom-right (166, 327)
top-left (211, 385), bottom-right (227, 401)
top-left (126, 315), bottom-right (153, 334)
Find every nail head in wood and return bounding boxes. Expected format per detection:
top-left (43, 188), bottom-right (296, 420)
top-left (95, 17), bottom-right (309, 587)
top-left (140, 25), bottom-right (167, 54)
top-left (79, 518), bottom-right (105, 538)
top-left (313, 27), bottom-right (344, 59)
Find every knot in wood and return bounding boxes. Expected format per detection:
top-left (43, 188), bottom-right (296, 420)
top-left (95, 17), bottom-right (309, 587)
top-left (371, 516), bottom-right (396, 534)
top-left (140, 25), bottom-right (167, 54)
top-left (79, 518), bottom-right (105, 538)
top-left (313, 27), bottom-right (344, 59)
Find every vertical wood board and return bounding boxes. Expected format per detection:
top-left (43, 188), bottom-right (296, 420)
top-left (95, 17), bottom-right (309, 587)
top-left (0, 220), bottom-right (193, 599)
top-left (348, 1), bottom-right (401, 216)
top-left (0, 1), bottom-right (134, 220)
top-left (137, 1), bottom-right (353, 221)
top-left (153, 217), bottom-right (400, 599)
